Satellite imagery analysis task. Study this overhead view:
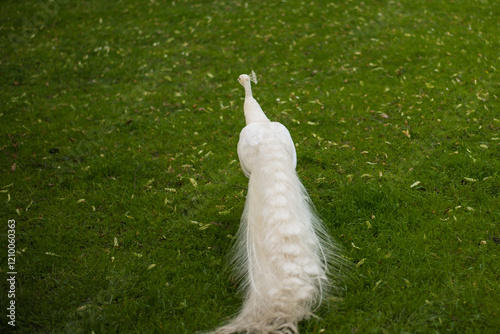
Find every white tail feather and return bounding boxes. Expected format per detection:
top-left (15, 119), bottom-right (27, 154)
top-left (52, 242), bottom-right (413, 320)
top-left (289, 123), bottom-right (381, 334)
top-left (215, 134), bottom-right (345, 334)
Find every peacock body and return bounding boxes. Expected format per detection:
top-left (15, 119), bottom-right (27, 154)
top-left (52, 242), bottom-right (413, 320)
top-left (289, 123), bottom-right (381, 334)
top-left (214, 72), bottom-right (346, 334)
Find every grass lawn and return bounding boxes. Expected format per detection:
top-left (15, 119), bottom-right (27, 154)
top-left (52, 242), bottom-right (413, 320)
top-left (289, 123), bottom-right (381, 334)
top-left (1, 0), bottom-right (499, 333)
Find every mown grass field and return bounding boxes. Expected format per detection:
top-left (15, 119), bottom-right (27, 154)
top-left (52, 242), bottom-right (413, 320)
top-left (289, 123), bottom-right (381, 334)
top-left (1, 0), bottom-right (499, 333)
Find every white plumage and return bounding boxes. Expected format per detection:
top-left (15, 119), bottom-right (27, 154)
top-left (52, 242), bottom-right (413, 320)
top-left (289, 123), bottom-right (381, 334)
top-left (214, 72), bottom-right (346, 334)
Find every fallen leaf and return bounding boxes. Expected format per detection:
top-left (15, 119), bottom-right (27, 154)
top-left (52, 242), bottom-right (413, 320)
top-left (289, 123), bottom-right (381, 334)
top-left (199, 223), bottom-right (210, 230)
top-left (190, 178), bottom-right (198, 187)
top-left (373, 280), bottom-right (383, 291)
top-left (45, 252), bottom-right (61, 257)
top-left (463, 177), bottom-right (477, 182)
top-left (356, 258), bottom-right (367, 267)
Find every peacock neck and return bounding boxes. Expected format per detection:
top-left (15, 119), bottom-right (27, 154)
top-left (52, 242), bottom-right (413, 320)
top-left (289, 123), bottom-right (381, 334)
top-left (244, 83), bottom-right (253, 98)
top-left (244, 83), bottom-right (270, 125)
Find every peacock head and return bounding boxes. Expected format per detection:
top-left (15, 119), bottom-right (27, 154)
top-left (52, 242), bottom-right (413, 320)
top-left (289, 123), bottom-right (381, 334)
top-left (238, 74), bottom-right (251, 87)
top-left (238, 71), bottom-right (258, 87)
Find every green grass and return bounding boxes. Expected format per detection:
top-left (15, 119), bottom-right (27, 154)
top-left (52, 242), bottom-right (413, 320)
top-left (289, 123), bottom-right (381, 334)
top-left (1, 0), bottom-right (499, 333)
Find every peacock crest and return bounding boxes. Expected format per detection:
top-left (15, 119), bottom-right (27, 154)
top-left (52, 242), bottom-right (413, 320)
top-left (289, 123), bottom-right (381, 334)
top-left (249, 70), bottom-right (258, 84)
